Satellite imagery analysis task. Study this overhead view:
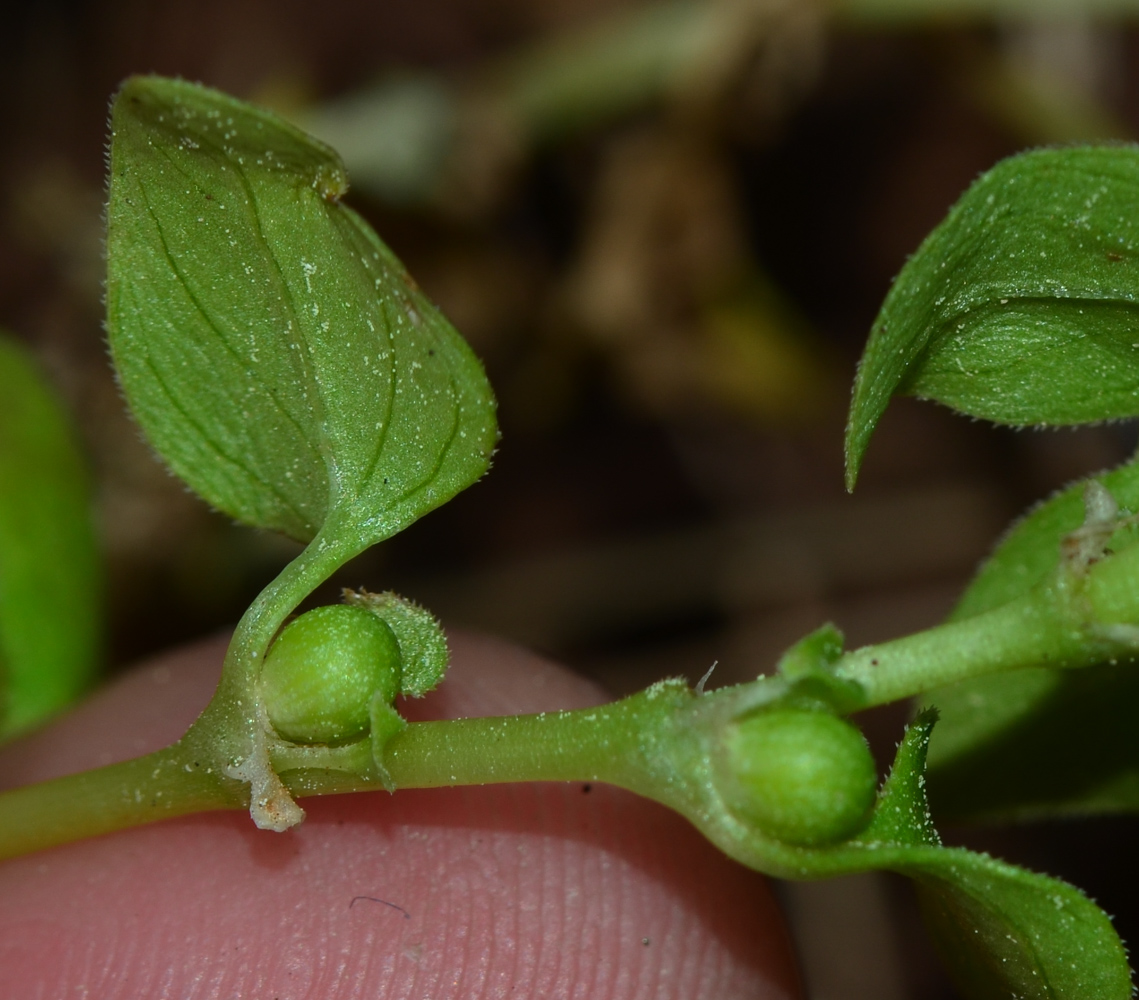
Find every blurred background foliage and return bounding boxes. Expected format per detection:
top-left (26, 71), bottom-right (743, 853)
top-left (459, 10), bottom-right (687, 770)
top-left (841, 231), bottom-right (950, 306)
top-left (4, 1), bottom-right (1139, 995)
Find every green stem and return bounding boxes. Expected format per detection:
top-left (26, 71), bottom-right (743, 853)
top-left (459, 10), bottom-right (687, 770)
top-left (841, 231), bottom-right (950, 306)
top-left (0, 682), bottom-right (700, 862)
top-left (7, 535), bottom-right (1139, 864)
top-left (276, 694), bottom-right (670, 796)
top-left (835, 543), bottom-right (1139, 707)
top-left (0, 743), bottom-right (243, 860)
top-left (836, 593), bottom-right (1064, 707)
top-left (211, 520), bottom-right (362, 705)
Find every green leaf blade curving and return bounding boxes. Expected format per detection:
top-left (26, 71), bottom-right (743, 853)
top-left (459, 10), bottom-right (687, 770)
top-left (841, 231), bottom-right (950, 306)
top-left (862, 713), bottom-right (1131, 999)
top-left (846, 145), bottom-right (1139, 489)
top-left (106, 76), bottom-right (497, 549)
top-left (910, 849), bottom-right (1132, 1000)
top-left (0, 335), bottom-right (100, 739)
top-left (953, 459), bottom-right (1139, 622)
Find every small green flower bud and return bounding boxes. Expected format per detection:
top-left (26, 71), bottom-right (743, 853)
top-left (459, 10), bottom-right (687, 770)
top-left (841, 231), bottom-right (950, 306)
top-left (262, 605), bottom-right (402, 746)
top-left (716, 708), bottom-right (877, 846)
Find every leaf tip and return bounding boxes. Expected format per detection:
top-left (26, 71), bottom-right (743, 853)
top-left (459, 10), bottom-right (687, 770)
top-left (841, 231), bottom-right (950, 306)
top-left (314, 162), bottom-right (348, 202)
top-left (843, 423), bottom-right (865, 493)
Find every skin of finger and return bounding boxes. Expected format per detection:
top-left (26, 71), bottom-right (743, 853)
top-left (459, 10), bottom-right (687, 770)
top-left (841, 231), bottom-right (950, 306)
top-left (0, 632), bottom-right (803, 1000)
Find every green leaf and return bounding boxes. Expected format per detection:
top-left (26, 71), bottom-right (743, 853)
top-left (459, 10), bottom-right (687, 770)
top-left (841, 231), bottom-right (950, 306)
top-left (952, 460), bottom-right (1139, 621)
top-left (920, 462), bottom-right (1139, 820)
top-left (926, 663), bottom-right (1139, 821)
top-left (770, 623), bottom-right (867, 714)
top-left (106, 76), bottom-right (497, 551)
top-left (846, 145), bottom-right (1139, 489)
top-left (867, 714), bottom-right (1131, 999)
top-left (775, 621), bottom-right (844, 679)
top-left (0, 335), bottom-right (100, 738)
top-left (910, 848), bottom-right (1131, 1000)
top-left (855, 708), bottom-right (941, 847)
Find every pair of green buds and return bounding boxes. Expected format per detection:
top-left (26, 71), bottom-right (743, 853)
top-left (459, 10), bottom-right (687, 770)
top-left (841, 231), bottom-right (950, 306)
top-left (263, 597), bottom-right (878, 848)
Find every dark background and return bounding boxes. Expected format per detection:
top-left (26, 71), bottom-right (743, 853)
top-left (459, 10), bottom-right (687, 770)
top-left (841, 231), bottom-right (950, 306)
top-left (3, 2), bottom-right (1138, 995)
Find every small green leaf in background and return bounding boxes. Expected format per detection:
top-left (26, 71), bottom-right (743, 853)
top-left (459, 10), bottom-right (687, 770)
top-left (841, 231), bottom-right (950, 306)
top-left (0, 335), bottom-right (100, 739)
top-left (926, 663), bottom-right (1139, 822)
top-left (954, 459), bottom-right (1139, 622)
top-left (846, 145), bottom-right (1139, 489)
top-left (923, 461), bottom-right (1139, 821)
top-left (106, 76), bottom-right (497, 553)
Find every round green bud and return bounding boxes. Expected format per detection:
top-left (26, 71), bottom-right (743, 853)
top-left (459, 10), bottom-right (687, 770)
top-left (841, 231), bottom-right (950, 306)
top-left (262, 605), bottom-right (402, 746)
top-left (716, 708), bottom-right (877, 846)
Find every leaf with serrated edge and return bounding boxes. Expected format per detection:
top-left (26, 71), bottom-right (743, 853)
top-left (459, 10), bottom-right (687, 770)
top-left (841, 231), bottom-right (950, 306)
top-left (846, 146), bottom-right (1139, 489)
top-left (106, 76), bottom-right (497, 550)
top-left (0, 335), bottom-right (100, 739)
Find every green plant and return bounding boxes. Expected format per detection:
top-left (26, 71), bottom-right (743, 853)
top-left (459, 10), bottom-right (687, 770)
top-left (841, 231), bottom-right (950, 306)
top-left (3, 75), bottom-right (1139, 998)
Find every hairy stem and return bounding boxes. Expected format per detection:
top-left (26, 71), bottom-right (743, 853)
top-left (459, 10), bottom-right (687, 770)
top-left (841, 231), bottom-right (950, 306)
top-left (0, 743), bottom-right (242, 860)
top-left (835, 542), bottom-right (1139, 707)
top-left (277, 689), bottom-right (675, 796)
top-left (0, 681), bottom-right (699, 863)
top-left (196, 515), bottom-right (367, 830)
